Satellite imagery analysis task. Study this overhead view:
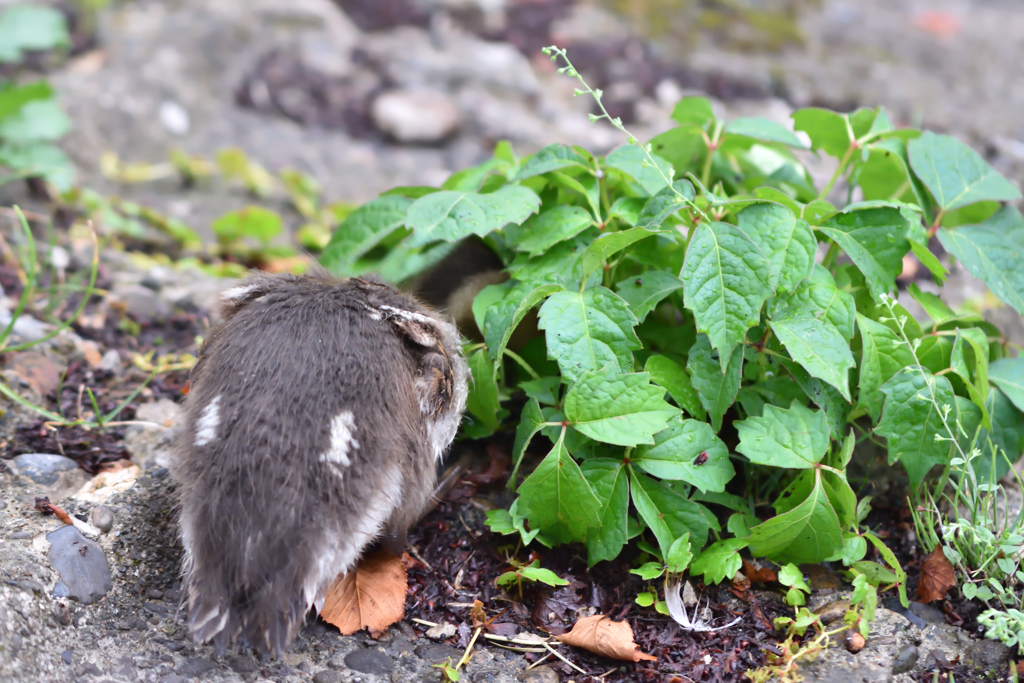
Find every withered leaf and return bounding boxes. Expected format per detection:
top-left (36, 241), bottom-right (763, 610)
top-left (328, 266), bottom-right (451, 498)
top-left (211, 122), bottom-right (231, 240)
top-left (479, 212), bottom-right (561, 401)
top-left (320, 552), bottom-right (407, 636)
top-left (917, 545), bottom-right (956, 603)
top-left (557, 615), bottom-right (657, 662)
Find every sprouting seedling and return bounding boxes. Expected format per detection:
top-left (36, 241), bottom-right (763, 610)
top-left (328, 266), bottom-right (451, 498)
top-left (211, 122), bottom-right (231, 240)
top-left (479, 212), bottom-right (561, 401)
top-left (541, 45), bottom-right (708, 223)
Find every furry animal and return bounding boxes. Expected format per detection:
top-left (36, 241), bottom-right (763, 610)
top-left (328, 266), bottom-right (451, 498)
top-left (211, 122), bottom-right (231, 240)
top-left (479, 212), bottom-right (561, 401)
top-left (171, 272), bottom-right (469, 659)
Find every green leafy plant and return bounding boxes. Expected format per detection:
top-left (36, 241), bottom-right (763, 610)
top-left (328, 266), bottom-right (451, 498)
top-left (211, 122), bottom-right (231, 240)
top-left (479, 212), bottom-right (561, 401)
top-left (318, 44), bottom-right (1024, 594)
top-left (0, 4), bottom-right (75, 190)
top-left (495, 558), bottom-right (569, 598)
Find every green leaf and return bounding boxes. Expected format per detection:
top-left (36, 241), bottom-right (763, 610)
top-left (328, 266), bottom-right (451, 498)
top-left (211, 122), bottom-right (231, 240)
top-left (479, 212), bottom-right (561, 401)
top-left (483, 283), bottom-right (562, 373)
top-left (777, 358), bottom-right (851, 441)
top-left (908, 132), bottom-right (1022, 212)
top-left (629, 470), bottom-right (710, 556)
top-left (516, 205), bottom-right (595, 255)
top-left (818, 207), bottom-right (910, 300)
top-left (665, 534), bottom-right (693, 573)
top-left (0, 98), bottom-right (69, 142)
top-left (0, 80), bottom-right (53, 121)
top-left (680, 221), bottom-right (773, 371)
top-left (648, 126), bottom-right (707, 177)
top-left (771, 265), bottom-right (856, 340)
top-left (975, 388), bottom-right (1024, 482)
top-left (990, 358), bottom-right (1024, 414)
top-left (614, 270), bottom-right (683, 323)
top-left (791, 108), bottom-right (853, 158)
top-left (406, 186), bottom-right (540, 245)
top-left (745, 471), bottom-right (842, 564)
top-left (736, 402), bottom-right (830, 469)
top-left (605, 144), bottom-right (673, 196)
top-left (608, 196), bottom-right (646, 225)
top-left (724, 117), bottom-right (807, 148)
top-left (635, 182), bottom-right (696, 229)
top-left (856, 314), bottom-right (917, 422)
top-left (212, 206), bottom-right (283, 244)
top-left (0, 140), bottom-right (73, 191)
top-left (563, 367), bottom-right (679, 446)
top-left (517, 436), bottom-right (601, 543)
top-left (581, 459), bottom-right (629, 565)
top-left (537, 287), bottom-right (640, 383)
top-left (465, 348), bottom-right (501, 434)
top-left (508, 236), bottom-right (588, 287)
top-left (909, 241), bottom-right (948, 285)
top-left (736, 203), bottom-right (816, 294)
top-left (0, 5), bottom-right (69, 63)
top-left (671, 97), bottom-right (714, 127)
top-left (687, 334), bottom-right (742, 431)
top-left (937, 208), bottom-right (1024, 314)
top-left (580, 226), bottom-right (660, 284)
top-left (519, 565), bottom-right (570, 587)
top-left (320, 195), bottom-right (411, 274)
top-left (876, 366), bottom-right (957, 491)
top-left (630, 563), bottom-right (665, 581)
top-left (690, 539), bottom-right (747, 584)
top-left (513, 143), bottom-right (590, 180)
top-left (634, 416), bottom-right (734, 492)
top-left (644, 354), bottom-right (705, 420)
top-left (509, 398), bottom-right (546, 486)
top-left (769, 314), bottom-right (854, 401)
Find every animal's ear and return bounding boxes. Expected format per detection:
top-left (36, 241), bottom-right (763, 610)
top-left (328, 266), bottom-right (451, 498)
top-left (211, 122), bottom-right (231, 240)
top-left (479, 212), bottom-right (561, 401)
top-left (218, 273), bottom-right (294, 319)
top-left (380, 305), bottom-right (450, 349)
top-left (416, 349), bottom-right (457, 419)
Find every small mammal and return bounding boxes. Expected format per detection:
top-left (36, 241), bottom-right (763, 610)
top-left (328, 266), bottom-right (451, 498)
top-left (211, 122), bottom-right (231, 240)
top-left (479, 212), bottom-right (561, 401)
top-left (171, 271), bottom-right (469, 659)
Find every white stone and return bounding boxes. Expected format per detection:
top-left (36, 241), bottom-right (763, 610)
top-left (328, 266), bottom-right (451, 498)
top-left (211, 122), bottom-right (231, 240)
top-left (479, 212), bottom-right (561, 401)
top-left (372, 89), bottom-right (461, 144)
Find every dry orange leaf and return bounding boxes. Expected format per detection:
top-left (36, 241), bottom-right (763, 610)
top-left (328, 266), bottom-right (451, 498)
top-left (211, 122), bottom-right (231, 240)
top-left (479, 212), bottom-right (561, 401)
top-left (557, 615), bottom-right (657, 663)
top-left (319, 551), bottom-right (407, 637)
top-left (918, 545), bottom-right (956, 603)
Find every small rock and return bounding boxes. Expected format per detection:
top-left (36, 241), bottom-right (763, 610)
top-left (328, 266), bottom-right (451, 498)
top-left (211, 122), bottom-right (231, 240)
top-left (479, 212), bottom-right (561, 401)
top-left (10, 531), bottom-right (32, 540)
top-left (159, 675), bottom-right (186, 683)
top-left (892, 644), bottom-right (919, 674)
top-left (345, 648), bottom-right (394, 674)
top-left (110, 283), bottom-right (172, 321)
top-left (963, 638), bottom-right (1012, 671)
top-left (228, 656), bottom-right (258, 673)
top-left (147, 587), bottom-right (164, 599)
top-left (178, 657), bottom-right (217, 676)
top-left (0, 311), bottom-right (52, 344)
top-left (76, 339), bottom-right (103, 366)
top-left (61, 650), bottom-right (73, 665)
top-left (98, 349), bottom-right (124, 376)
top-left (159, 100), bottom-right (190, 135)
top-left (6, 351), bottom-right (61, 397)
top-left (11, 452), bottom-right (79, 485)
top-left (18, 579), bottom-right (44, 595)
top-left (313, 670), bottom-right (344, 683)
top-left (371, 89), bottom-right (461, 144)
top-left (414, 643), bottom-right (462, 664)
top-left (426, 621), bottom-right (458, 640)
top-left (908, 601), bottom-right (946, 626)
top-left (91, 505), bottom-right (114, 533)
top-left (46, 525), bottom-right (113, 604)
top-left (134, 398), bottom-right (181, 426)
top-left (521, 665), bottom-right (559, 683)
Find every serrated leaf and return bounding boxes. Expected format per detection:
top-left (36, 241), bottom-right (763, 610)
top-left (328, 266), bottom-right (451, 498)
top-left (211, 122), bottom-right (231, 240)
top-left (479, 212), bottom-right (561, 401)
top-left (665, 534), bottom-right (693, 573)
top-left (629, 471), bottom-right (711, 556)
top-left (513, 143), bottom-right (590, 180)
top-left (537, 287), bottom-right (640, 383)
top-left (465, 348), bottom-right (501, 435)
top-left (517, 436), bottom-right (601, 543)
top-left (608, 196), bottom-right (646, 225)
top-left (937, 208), bottom-right (1024, 314)
top-left (582, 459), bottom-right (629, 565)
top-left (974, 387), bottom-right (1024, 482)
top-left (648, 126), bottom-right (707, 178)
top-left (856, 314), bottom-right (917, 422)
top-left (510, 398), bottom-right (546, 486)
top-left (908, 131), bottom-right (1022, 211)
top-left (508, 235), bottom-right (588, 286)
top-left (687, 335), bottom-right (742, 431)
top-left (405, 186), bottom-right (540, 245)
top-left (605, 144), bottom-right (673, 196)
top-left (990, 358), bottom-right (1024, 414)
top-left (745, 470), bottom-right (842, 564)
top-left (690, 539), bottom-right (747, 584)
top-left (634, 416), bottom-right (734, 492)
top-left (320, 195), bottom-right (412, 274)
top-left (772, 264), bottom-right (856, 340)
top-left (671, 97), bottom-right (714, 127)
top-left (635, 182), bottom-right (696, 229)
top-left (736, 402), bottom-right (830, 469)
top-left (680, 221), bottom-right (773, 371)
top-left (818, 207), bottom-right (910, 300)
top-left (736, 203), bottom-right (816, 294)
top-left (770, 314), bottom-right (854, 401)
top-left (516, 205), bottom-right (595, 255)
top-left (777, 358), bottom-right (851, 441)
top-left (791, 108), bottom-right (853, 158)
top-left (483, 283), bottom-right (562, 374)
top-left (644, 354), bottom-right (705, 420)
top-left (876, 366), bottom-right (958, 491)
top-left (724, 117), bottom-right (807, 148)
top-left (580, 226), bottom-right (661, 283)
top-left (563, 368), bottom-right (679, 446)
top-left (614, 270), bottom-right (683, 323)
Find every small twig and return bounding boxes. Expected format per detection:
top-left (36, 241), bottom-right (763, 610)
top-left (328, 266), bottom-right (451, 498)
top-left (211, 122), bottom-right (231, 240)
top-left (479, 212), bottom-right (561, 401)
top-left (540, 640), bottom-right (588, 675)
top-left (524, 653), bottom-right (552, 671)
top-left (411, 618), bottom-right (438, 628)
top-left (0, 206), bottom-right (50, 223)
top-left (407, 544), bottom-right (433, 571)
top-left (455, 626), bottom-right (482, 670)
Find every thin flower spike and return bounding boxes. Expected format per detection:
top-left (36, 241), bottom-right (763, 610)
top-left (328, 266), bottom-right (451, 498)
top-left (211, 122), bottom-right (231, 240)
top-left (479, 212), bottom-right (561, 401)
top-left (664, 577), bottom-right (741, 632)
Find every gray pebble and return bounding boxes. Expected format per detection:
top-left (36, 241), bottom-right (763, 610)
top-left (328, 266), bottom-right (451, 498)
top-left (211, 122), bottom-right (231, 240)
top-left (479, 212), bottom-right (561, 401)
top-left (413, 642), bottom-right (461, 664)
top-left (10, 531), bottom-right (32, 539)
top-left (227, 656), bottom-right (257, 673)
top-left (18, 579), bottom-right (44, 595)
top-left (313, 670), bottom-right (344, 683)
top-left (963, 638), bottom-right (1012, 671)
top-left (178, 657), bottom-right (217, 676)
top-left (345, 648), bottom-right (394, 674)
top-left (892, 644), bottom-right (919, 674)
top-left (147, 588), bottom-right (164, 599)
top-left (61, 650), bottom-right (73, 665)
top-left (11, 453), bottom-right (79, 486)
top-left (520, 665), bottom-right (559, 683)
top-left (908, 601), bottom-right (946, 626)
top-left (91, 505), bottom-right (114, 533)
top-left (46, 525), bottom-right (113, 604)
top-left (159, 675), bottom-right (186, 683)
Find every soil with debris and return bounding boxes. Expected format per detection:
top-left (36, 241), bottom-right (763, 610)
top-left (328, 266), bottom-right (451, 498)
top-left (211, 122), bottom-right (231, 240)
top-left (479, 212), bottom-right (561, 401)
top-left (2, 0), bottom-right (1024, 682)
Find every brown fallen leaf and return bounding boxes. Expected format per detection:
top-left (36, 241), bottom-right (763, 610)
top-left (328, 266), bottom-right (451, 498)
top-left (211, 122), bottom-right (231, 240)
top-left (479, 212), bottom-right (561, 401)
top-left (319, 551), bottom-right (407, 637)
top-left (742, 559), bottom-right (777, 584)
top-left (557, 615), bottom-right (657, 663)
top-left (918, 545), bottom-right (956, 603)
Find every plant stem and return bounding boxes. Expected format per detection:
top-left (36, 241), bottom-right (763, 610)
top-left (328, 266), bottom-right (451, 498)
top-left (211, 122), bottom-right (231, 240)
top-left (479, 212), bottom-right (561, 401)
top-left (700, 120), bottom-right (723, 189)
top-left (818, 144), bottom-right (856, 201)
top-left (821, 241), bottom-right (841, 271)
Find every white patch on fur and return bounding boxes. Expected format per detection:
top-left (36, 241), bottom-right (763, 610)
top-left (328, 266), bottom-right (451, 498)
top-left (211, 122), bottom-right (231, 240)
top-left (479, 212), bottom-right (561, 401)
top-left (379, 305), bottom-right (435, 326)
top-left (319, 411), bottom-right (359, 469)
top-left (221, 284), bottom-right (259, 301)
top-left (194, 395), bottom-right (222, 446)
top-left (360, 303), bottom-right (383, 321)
